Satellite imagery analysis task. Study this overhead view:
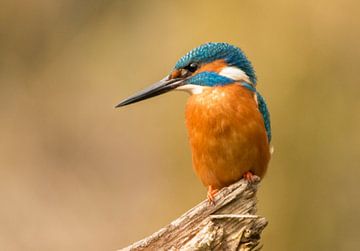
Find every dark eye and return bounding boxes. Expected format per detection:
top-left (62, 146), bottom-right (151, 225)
top-left (184, 62), bottom-right (198, 72)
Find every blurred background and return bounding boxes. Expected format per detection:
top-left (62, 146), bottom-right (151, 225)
top-left (1, 0), bottom-right (359, 250)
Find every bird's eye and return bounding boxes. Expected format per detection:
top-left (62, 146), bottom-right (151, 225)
top-left (184, 62), bottom-right (199, 73)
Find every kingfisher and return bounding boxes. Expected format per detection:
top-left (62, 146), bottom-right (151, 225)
top-left (116, 42), bottom-right (271, 203)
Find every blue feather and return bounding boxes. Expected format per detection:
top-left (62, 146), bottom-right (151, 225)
top-left (239, 82), bottom-right (271, 142)
top-left (255, 91), bottom-right (272, 142)
top-left (186, 72), bottom-right (234, 86)
top-left (175, 42), bottom-right (257, 84)
top-left (176, 43), bottom-right (270, 142)
top-left (239, 82), bottom-right (256, 92)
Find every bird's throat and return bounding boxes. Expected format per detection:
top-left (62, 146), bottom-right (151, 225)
top-left (175, 84), bottom-right (209, 95)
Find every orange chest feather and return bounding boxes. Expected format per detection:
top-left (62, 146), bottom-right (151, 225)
top-left (185, 84), bottom-right (262, 136)
top-left (185, 84), bottom-right (270, 188)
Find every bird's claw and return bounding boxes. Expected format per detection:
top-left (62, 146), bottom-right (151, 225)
top-left (243, 171), bottom-right (258, 183)
top-left (207, 186), bottom-right (219, 205)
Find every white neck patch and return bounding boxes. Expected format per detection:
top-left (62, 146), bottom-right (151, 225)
top-left (219, 66), bottom-right (250, 83)
top-left (175, 84), bottom-right (208, 94)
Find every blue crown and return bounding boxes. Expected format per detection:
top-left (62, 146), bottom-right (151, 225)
top-left (175, 42), bottom-right (257, 84)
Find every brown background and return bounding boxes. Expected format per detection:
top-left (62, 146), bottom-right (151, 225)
top-left (1, 1), bottom-right (359, 250)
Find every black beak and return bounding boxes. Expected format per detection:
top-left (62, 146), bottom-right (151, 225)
top-left (115, 76), bottom-right (185, 108)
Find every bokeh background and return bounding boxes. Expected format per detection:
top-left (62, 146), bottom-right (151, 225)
top-left (1, 1), bottom-right (359, 250)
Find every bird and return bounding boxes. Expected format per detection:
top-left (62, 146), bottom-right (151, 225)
top-left (116, 42), bottom-right (272, 203)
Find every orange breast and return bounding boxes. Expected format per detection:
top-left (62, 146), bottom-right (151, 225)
top-left (185, 84), bottom-right (270, 189)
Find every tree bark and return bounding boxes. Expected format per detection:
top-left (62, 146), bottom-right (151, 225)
top-left (119, 178), bottom-right (267, 251)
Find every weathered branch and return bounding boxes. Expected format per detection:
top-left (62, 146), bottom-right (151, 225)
top-left (120, 178), bottom-right (267, 251)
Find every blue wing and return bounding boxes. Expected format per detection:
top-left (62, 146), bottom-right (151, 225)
top-left (256, 92), bottom-right (271, 143)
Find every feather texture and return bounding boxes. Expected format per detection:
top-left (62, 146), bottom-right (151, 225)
top-left (185, 84), bottom-right (270, 189)
top-left (175, 42), bottom-right (257, 84)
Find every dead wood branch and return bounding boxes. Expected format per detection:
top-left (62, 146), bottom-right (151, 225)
top-left (120, 178), bottom-right (267, 251)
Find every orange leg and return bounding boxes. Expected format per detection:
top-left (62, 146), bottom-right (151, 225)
top-left (243, 171), bottom-right (256, 182)
top-left (207, 185), bottom-right (219, 205)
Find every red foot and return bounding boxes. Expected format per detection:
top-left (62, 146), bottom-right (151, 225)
top-left (207, 186), bottom-right (219, 205)
top-left (243, 171), bottom-right (256, 182)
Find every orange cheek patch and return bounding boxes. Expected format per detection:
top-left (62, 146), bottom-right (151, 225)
top-left (196, 59), bottom-right (227, 74)
top-left (170, 69), bottom-right (181, 79)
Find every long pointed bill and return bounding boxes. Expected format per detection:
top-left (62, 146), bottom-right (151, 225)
top-left (115, 77), bottom-right (185, 108)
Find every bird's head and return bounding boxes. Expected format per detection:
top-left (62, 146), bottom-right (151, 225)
top-left (116, 42), bottom-right (256, 107)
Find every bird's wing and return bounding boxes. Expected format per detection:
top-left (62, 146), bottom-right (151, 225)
top-left (255, 91), bottom-right (271, 143)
